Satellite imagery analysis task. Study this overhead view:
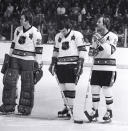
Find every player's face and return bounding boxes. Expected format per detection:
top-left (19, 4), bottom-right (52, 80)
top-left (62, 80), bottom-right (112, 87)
top-left (60, 28), bottom-right (68, 36)
top-left (96, 17), bottom-right (104, 30)
top-left (20, 15), bottom-right (27, 27)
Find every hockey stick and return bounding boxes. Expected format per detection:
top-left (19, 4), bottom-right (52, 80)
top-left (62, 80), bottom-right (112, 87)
top-left (75, 75), bottom-right (80, 85)
top-left (55, 74), bottom-right (74, 120)
top-left (83, 65), bottom-right (93, 121)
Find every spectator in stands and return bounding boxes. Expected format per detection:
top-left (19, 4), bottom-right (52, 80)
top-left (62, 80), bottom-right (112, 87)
top-left (0, 34), bottom-right (6, 40)
top-left (4, 2), bottom-right (14, 19)
top-left (35, 3), bottom-right (42, 15)
top-left (70, 2), bottom-right (81, 22)
top-left (0, 0), bottom-right (125, 46)
top-left (47, 21), bottom-right (56, 44)
top-left (56, 2), bottom-right (66, 22)
top-left (81, 4), bottom-right (87, 21)
top-left (57, 2), bottom-right (66, 16)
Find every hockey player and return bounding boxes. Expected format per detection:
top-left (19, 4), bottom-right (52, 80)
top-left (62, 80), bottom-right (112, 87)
top-left (49, 15), bottom-right (87, 120)
top-left (84, 16), bottom-right (118, 122)
top-left (0, 10), bottom-right (43, 115)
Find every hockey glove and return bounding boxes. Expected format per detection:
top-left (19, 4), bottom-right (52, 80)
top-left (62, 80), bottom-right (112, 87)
top-left (93, 32), bottom-right (105, 45)
top-left (88, 47), bottom-right (95, 56)
top-left (89, 46), bottom-right (104, 56)
top-left (75, 58), bottom-right (84, 84)
top-left (49, 57), bottom-right (58, 76)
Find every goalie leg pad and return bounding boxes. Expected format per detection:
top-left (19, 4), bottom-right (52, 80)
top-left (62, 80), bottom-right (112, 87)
top-left (2, 68), bottom-right (19, 105)
top-left (18, 71), bottom-right (34, 115)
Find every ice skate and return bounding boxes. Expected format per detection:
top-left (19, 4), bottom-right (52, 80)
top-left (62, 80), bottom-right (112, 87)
top-left (0, 104), bottom-right (15, 115)
top-left (84, 108), bottom-right (99, 122)
top-left (102, 109), bottom-right (112, 123)
top-left (17, 105), bottom-right (32, 116)
top-left (58, 106), bottom-right (71, 119)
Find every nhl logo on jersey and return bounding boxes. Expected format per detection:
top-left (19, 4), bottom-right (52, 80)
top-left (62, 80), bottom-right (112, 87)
top-left (71, 35), bottom-right (75, 40)
top-left (16, 31), bottom-right (20, 36)
top-left (29, 33), bottom-right (33, 39)
top-left (58, 37), bottom-right (62, 43)
top-left (36, 39), bottom-right (42, 45)
top-left (62, 41), bottom-right (69, 50)
top-left (18, 36), bottom-right (26, 44)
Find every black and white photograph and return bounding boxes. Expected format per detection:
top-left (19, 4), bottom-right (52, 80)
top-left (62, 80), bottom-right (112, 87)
top-left (0, 0), bottom-right (128, 131)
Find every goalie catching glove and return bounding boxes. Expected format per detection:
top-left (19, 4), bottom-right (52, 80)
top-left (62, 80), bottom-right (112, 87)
top-left (33, 62), bottom-right (43, 84)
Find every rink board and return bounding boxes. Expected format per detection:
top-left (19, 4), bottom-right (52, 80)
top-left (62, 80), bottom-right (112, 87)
top-left (0, 41), bottom-right (128, 68)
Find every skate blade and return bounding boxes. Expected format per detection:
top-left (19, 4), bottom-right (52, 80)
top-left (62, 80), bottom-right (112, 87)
top-left (58, 113), bottom-right (71, 117)
top-left (74, 120), bottom-right (84, 124)
top-left (0, 112), bottom-right (14, 115)
top-left (100, 119), bottom-right (112, 124)
top-left (57, 116), bottom-right (71, 120)
top-left (15, 112), bottom-right (31, 116)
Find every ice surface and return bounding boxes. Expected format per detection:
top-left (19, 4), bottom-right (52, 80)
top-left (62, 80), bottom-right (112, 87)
top-left (0, 66), bottom-right (128, 131)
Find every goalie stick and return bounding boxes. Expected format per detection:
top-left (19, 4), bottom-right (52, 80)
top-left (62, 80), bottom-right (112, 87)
top-left (83, 65), bottom-right (93, 122)
top-left (74, 65), bottom-right (93, 124)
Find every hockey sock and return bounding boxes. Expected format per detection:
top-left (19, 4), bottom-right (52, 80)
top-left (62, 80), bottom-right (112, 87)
top-left (102, 86), bottom-right (113, 110)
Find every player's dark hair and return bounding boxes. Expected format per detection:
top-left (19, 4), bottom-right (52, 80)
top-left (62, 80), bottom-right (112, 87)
top-left (57, 15), bottom-right (71, 30)
top-left (102, 16), bottom-right (110, 29)
top-left (21, 10), bottom-right (33, 25)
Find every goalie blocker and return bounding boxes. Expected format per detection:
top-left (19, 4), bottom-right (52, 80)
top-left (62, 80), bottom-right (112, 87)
top-left (1, 54), bottom-right (11, 74)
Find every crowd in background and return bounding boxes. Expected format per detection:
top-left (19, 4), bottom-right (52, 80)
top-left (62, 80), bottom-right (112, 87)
top-left (0, 0), bottom-right (127, 47)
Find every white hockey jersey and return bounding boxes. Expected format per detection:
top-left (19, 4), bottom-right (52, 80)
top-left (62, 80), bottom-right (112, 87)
top-left (11, 26), bottom-right (42, 61)
top-left (90, 31), bottom-right (118, 71)
top-left (54, 30), bottom-right (86, 64)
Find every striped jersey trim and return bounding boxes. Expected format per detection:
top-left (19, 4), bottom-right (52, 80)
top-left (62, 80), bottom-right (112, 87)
top-left (94, 58), bottom-right (116, 66)
top-left (58, 56), bottom-right (79, 63)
